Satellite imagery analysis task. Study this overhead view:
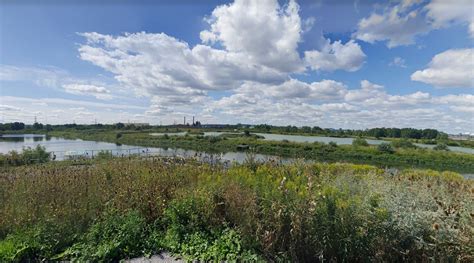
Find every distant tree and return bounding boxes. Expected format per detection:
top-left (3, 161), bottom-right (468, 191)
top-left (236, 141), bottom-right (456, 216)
top-left (244, 130), bottom-right (250, 136)
top-left (312, 126), bottom-right (323, 134)
top-left (115, 122), bottom-right (125, 129)
top-left (11, 122), bottom-right (25, 130)
top-left (422, 129), bottom-right (439, 139)
top-left (301, 126), bottom-right (312, 133)
top-left (33, 122), bottom-right (43, 130)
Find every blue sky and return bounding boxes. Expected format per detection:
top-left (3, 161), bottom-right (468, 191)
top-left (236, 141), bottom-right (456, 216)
top-left (0, 0), bottom-right (473, 133)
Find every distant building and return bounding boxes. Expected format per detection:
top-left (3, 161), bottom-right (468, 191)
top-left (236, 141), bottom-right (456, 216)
top-left (449, 133), bottom-right (474, 141)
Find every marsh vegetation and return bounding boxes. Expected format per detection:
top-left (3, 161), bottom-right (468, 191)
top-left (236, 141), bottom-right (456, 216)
top-left (0, 157), bottom-right (472, 262)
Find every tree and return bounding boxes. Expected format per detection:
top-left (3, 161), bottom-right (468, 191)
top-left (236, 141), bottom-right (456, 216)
top-left (11, 122), bottom-right (25, 130)
top-left (115, 122), bottom-right (125, 129)
top-left (33, 122), bottom-right (43, 130)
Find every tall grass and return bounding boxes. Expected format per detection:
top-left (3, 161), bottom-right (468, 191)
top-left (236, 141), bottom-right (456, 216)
top-left (0, 158), bottom-right (472, 261)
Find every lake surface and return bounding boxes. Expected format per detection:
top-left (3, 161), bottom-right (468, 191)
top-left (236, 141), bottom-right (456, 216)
top-left (1, 134), bottom-right (472, 179)
top-left (0, 134), bottom-right (284, 163)
top-left (199, 132), bottom-right (474, 154)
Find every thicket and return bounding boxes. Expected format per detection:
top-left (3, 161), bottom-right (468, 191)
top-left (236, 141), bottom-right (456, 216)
top-left (0, 145), bottom-right (50, 167)
top-left (0, 158), bottom-right (472, 262)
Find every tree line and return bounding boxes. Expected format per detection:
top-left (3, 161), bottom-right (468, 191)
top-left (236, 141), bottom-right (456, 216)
top-left (0, 122), bottom-right (447, 140)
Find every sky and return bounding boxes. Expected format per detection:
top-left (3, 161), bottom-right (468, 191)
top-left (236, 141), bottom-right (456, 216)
top-left (0, 0), bottom-right (473, 133)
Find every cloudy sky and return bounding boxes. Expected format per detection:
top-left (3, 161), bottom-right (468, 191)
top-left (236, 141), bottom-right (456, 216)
top-left (0, 0), bottom-right (473, 133)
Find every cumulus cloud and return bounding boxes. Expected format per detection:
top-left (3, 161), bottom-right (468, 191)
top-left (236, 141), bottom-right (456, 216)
top-left (63, 84), bottom-right (112, 100)
top-left (354, 2), bottom-right (430, 48)
top-left (355, 0), bottom-right (474, 47)
top-left (411, 48), bottom-right (474, 88)
top-left (200, 0), bottom-right (304, 73)
top-left (425, 0), bottom-right (474, 37)
top-left (304, 40), bottom-right (366, 72)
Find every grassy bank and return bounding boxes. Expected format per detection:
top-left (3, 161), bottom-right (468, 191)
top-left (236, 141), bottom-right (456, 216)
top-left (47, 130), bottom-right (474, 173)
top-left (0, 158), bottom-right (473, 262)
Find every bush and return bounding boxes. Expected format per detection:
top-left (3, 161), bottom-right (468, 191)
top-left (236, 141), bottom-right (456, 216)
top-left (433, 143), bottom-right (450, 151)
top-left (1, 159), bottom-right (472, 262)
top-left (377, 143), bottom-right (395, 154)
top-left (60, 210), bottom-right (148, 261)
top-left (0, 145), bottom-right (50, 166)
top-left (391, 139), bottom-right (417, 149)
top-left (352, 137), bottom-right (369, 147)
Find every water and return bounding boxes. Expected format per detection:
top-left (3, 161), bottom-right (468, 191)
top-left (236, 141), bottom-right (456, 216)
top-left (1, 134), bottom-right (472, 178)
top-left (0, 134), bottom-right (284, 163)
top-left (201, 132), bottom-right (474, 154)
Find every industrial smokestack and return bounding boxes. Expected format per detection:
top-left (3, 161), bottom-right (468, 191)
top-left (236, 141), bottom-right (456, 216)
top-left (193, 116), bottom-right (195, 126)
top-left (184, 116), bottom-right (186, 125)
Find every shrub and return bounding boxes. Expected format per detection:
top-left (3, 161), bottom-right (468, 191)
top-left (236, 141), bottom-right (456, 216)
top-left (391, 139), bottom-right (417, 149)
top-left (60, 210), bottom-right (148, 261)
top-left (377, 143), bottom-right (395, 154)
top-left (0, 145), bottom-right (50, 166)
top-left (433, 143), bottom-right (450, 151)
top-left (352, 137), bottom-right (369, 147)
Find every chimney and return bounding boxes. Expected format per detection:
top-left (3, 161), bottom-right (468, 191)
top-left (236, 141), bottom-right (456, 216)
top-left (193, 116), bottom-right (195, 126)
top-left (184, 116), bottom-right (186, 125)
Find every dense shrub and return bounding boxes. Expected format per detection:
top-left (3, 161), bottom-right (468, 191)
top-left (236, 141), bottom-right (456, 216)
top-left (377, 143), bottom-right (395, 153)
top-left (0, 159), bottom-right (472, 261)
top-left (433, 143), bottom-right (450, 151)
top-left (0, 145), bottom-right (50, 166)
top-left (352, 137), bottom-right (369, 147)
top-left (391, 139), bottom-right (418, 149)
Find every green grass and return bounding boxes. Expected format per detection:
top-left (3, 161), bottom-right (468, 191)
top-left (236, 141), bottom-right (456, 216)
top-left (0, 158), bottom-right (473, 262)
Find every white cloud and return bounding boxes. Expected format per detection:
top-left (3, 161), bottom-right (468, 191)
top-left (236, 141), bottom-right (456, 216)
top-left (389, 57), bottom-right (407, 68)
top-left (425, 0), bottom-right (474, 38)
top-left (354, 3), bottom-right (430, 48)
top-left (411, 48), bottom-right (474, 88)
top-left (355, 0), bottom-right (474, 47)
top-left (304, 40), bottom-right (366, 71)
top-left (79, 32), bottom-right (287, 98)
top-left (63, 84), bottom-right (112, 100)
top-left (200, 0), bottom-right (304, 73)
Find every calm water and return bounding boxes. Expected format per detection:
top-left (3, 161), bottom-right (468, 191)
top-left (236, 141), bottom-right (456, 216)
top-left (200, 132), bottom-right (474, 154)
top-left (0, 134), bottom-right (283, 163)
top-left (1, 134), bottom-right (472, 178)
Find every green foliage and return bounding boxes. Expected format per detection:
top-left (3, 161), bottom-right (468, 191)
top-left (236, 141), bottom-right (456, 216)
top-left (96, 150), bottom-right (113, 160)
top-left (0, 145), bottom-right (50, 167)
top-left (391, 139), bottom-right (418, 149)
top-left (1, 159), bottom-right (472, 262)
top-left (352, 137), bottom-right (369, 147)
top-left (60, 210), bottom-right (148, 261)
top-left (0, 223), bottom-right (75, 262)
top-left (433, 143), bottom-right (450, 151)
top-left (377, 143), bottom-right (395, 153)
